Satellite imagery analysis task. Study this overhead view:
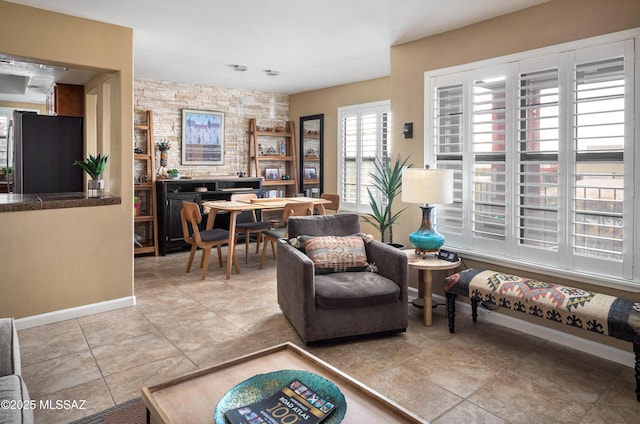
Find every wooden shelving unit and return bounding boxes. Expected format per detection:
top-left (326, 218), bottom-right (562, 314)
top-left (248, 118), bottom-right (298, 197)
top-left (134, 110), bottom-right (159, 256)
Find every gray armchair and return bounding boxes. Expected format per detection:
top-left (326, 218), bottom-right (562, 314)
top-left (0, 318), bottom-right (34, 424)
top-left (276, 213), bottom-right (408, 344)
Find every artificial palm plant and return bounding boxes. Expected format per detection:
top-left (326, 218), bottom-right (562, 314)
top-left (363, 155), bottom-right (412, 244)
top-left (74, 153), bottom-right (108, 180)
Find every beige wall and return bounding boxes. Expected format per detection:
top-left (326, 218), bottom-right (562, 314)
top-left (0, 1), bottom-right (133, 319)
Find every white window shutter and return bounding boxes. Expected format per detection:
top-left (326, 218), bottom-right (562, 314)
top-left (516, 67), bottom-right (560, 252)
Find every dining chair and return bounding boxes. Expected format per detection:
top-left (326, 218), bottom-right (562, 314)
top-left (230, 193), bottom-right (273, 263)
top-left (259, 201), bottom-right (314, 269)
top-left (320, 193), bottom-right (340, 214)
top-left (181, 201), bottom-right (239, 280)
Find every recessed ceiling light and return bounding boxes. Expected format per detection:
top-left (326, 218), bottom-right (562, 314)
top-left (233, 64), bottom-right (248, 72)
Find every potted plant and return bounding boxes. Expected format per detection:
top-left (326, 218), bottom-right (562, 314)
top-left (73, 153), bottom-right (108, 190)
top-left (363, 155), bottom-right (412, 246)
top-left (167, 168), bottom-right (180, 179)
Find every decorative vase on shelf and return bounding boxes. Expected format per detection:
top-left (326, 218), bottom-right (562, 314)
top-left (157, 141), bottom-right (171, 167)
top-left (156, 141), bottom-right (171, 176)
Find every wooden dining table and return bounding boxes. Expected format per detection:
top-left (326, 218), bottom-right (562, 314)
top-left (201, 196), bottom-right (331, 279)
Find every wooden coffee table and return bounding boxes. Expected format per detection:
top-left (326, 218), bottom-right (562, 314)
top-left (142, 342), bottom-right (425, 423)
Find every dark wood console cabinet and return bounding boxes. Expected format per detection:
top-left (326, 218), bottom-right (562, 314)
top-left (156, 177), bottom-right (262, 255)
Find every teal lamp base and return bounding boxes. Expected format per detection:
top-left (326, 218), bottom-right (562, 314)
top-left (409, 205), bottom-right (445, 252)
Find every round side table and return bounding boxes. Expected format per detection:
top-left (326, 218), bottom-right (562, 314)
top-left (403, 249), bottom-right (461, 326)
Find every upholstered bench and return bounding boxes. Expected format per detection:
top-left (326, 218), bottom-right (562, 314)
top-left (443, 268), bottom-right (640, 402)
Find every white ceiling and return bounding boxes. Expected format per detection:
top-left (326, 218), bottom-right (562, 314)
top-left (2, 0), bottom-right (548, 102)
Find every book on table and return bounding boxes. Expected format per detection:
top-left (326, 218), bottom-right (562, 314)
top-left (225, 379), bottom-right (336, 424)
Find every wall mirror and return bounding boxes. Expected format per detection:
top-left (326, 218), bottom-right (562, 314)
top-left (299, 114), bottom-right (323, 197)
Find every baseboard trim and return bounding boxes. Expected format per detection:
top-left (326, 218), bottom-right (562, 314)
top-left (14, 296), bottom-right (136, 330)
top-left (409, 288), bottom-right (635, 368)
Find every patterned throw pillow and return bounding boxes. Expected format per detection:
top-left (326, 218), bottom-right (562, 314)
top-left (302, 235), bottom-right (370, 275)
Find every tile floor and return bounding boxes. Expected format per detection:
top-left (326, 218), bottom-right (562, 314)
top-left (17, 247), bottom-right (640, 423)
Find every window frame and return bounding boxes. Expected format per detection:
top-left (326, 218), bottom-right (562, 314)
top-left (337, 100), bottom-right (390, 214)
top-left (424, 28), bottom-right (640, 291)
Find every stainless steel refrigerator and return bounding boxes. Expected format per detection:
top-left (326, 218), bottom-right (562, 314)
top-left (12, 111), bottom-right (84, 194)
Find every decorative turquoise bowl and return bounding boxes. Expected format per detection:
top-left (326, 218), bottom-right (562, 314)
top-left (214, 369), bottom-right (346, 424)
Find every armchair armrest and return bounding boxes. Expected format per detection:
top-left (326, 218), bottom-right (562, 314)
top-left (276, 240), bottom-right (317, 325)
top-left (0, 318), bottom-right (20, 377)
top-left (365, 241), bottom-right (408, 302)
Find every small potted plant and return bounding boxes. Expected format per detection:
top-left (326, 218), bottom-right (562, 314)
top-left (167, 169), bottom-right (180, 179)
top-left (74, 153), bottom-right (108, 191)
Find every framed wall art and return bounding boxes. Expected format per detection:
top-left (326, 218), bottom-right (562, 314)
top-left (265, 168), bottom-right (280, 181)
top-left (182, 109), bottom-right (224, 165)
top-left (303, 167), bottom-right (317, 181)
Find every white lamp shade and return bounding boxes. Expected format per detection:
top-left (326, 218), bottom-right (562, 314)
top-left (402, 168), bottom-right (454, 205)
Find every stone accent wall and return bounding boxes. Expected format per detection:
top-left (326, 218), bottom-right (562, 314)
top-left (134, 79), bottom-right (289, 178)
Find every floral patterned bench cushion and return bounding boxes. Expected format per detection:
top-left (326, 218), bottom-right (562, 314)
top-left (444, 268), bottom-right (640, 344)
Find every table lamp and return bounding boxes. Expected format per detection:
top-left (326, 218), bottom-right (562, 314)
top-left (402, 166), bottom-right (454, 257)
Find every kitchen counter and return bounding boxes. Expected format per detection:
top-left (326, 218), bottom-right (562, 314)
top-left (0, 192), bottom-right (121, 213)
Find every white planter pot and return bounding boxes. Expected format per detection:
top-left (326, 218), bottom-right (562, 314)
top-left (88, 179), bottom-right (105, 197)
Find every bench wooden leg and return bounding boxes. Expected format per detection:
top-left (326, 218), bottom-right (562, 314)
top-left (446, 293), bottom-right (456, 333)
top-left (635, 342), bottom-right (640, 402)
top-left (471, 299), bottom-right (478, 323)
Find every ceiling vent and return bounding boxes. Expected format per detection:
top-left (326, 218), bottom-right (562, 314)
top-left (0, 74), bottom-right (30, 95)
